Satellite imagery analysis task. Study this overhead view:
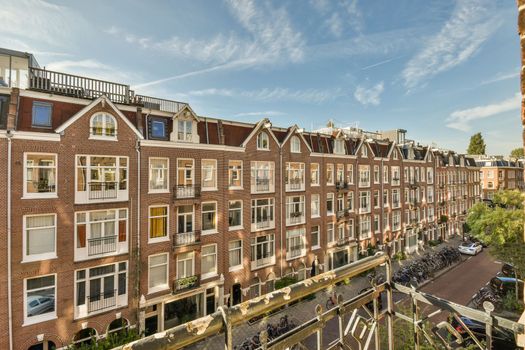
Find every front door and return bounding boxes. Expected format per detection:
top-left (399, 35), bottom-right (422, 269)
top-left (232, 284), bottom-right (242, 305)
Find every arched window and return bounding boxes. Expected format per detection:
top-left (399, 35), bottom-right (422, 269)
top-left (290, 136), bottom-right (301, 153)
top-left (28, 341), bottom-right (56, 350)
top-left (297, 263), bottom-right (306, 281)
top-left (73, 328), bottom-right (97, 347)
top-left (108, 317), bottom-right (129, 336)
top-left (266, 272), bottom-right (276, 293)
top-left (257, 132), bottom-right (269, 150)
top-left (90, 113), bottom-right (117, 138)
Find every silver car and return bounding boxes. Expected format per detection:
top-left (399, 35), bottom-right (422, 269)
top-left (458, 242), bottom-right (482, 256)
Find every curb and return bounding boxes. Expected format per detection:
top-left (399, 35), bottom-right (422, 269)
top-left (417, 256), bottom-right (468, 289)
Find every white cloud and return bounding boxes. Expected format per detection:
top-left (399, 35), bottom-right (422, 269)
top-left (233, 111), bottom-right (286, 118)
top-left (480, 71), bottom-right (520, 85)
top-left (446, 93), bottom-right (520, 131)
top-left (354, 82), bottom-right (384, 106)
top-left (402, 0), bottom-right (501, 90)
top-left (311, 0), bottom-right (362, 37)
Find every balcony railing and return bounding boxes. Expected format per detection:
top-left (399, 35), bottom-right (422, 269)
top-left (172, 230), bottom-right (200, 247)
top-left (286, 212), bottom-right (304, 225)
top-left (254, 178), bottom-right (271, 192)
top-left (251, 254), bottom-right (275, 269)
top-left (88, 182), bottom-right (118, 200)
top-left (135, 94), bottom-right (186, 113)
top-left (336, 210), bottom-right (348, 220)
top-left (87, 235), bottom-right (117, 256)
top-left (336, 236), bottom-right (350, 247)
top-left (336, 181), bottom-right (348, 190)
top-left (173, 275), bottom-right (199, 292)
top-left (286, 178), bottom-right (304, 191)
top-left (254, 219), bottom-right (274, 230)
top-left (173, 185), bottom-right (200, 199)
top-left (87, 289), bottom-right (116, 314)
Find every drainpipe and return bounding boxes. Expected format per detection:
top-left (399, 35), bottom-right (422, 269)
top-left (380, 158), bottom-right (384, 249)
top-left (135, 139), bottom-right (141, 326)
top-left (7, 131), bottom-right (13, 350)
top-left (279, 146), bottom-right (283, 278)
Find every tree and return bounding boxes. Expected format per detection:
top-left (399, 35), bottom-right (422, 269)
top-left (467, 132), bottom-right (486, 155)
top-left (510, 147), bottom-right (524, 160)
top-left (467, 190), bottom-right (525, 276)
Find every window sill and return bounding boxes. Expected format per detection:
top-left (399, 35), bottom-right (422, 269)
top-left (228, 226), bottom-right (243, 232)
top-left (250, 263), bottom-right (275, 271)
top-left (228, 186), bottom-right (244, 190)
top-left (21, 194), bottom-right (58, 200)
top-left (201, 273), bottom-right (218, 281)
top-left (22, 255), bottom-right (58, 263)
top-left (148, 236), bottom-right (170, 244)
top-left (148, 285), bottom-right (170, 295)
top-left (311, 184), bottom-right (320, 187)
top-left (201, 230), bottom-right (218, 236)
top-left (89, 135), bottom-right (118, 142)
top-left (229, 265), bottom-right (244, 273)
top-left (286, 253), bottom-right (306, 262)
top-left (148, 190), bottom-right (170, 194)
top-left (311, 215), bottom-right (320, 219)
top-left (23, 314), bottom-right (57, 327)
top-left (256, 148), bottom-right (270, 151)
top-left (311, 245), bottom-right (321, 251)
top-left (201, 188), bottom-right (218, 192)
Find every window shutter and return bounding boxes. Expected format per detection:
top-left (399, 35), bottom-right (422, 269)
top-left (119, 220), bottom-right (127, 242)
top-left (77, 224), bottom-right (86, 248)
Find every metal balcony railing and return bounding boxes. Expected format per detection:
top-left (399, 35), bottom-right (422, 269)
top-left (336, 180), bottom-right (348, 190)
top-left (135, 94), bottom-right (186, 113)
top-left (286, 212), bottom-right (304, 225)
top-left (87, 235), bottom-right (117, 256)
top-left (172, 230), bottom-right (200, 247)
top-left (87, 289), bottom-right (117, 314)
top-left (88, 182), bottom-right (118, 200)
top-left (254, 219), bottom-right (273, 230)
top-left (254, 178), bottom-right (271, 192)
top-left (173, 185), bottom-right (200, 199)
top-left (173, 275), bottom-right (199, 292)
top-left (286, 178), bottom-right (304, 191)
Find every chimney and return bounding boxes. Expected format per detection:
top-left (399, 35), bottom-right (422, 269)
top-left (6, 87), bottom-right (19, 131)
top-left (136, 106), bottom-right (143, 135)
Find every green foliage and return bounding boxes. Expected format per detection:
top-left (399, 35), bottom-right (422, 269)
top-left (275, 276), bottom-right (297, 290)
top-left (502, 291), bottom-right (525, 313)
top-left (67, 328), bottom-right (141, 350)
top-left (393, 251), bottom-right (407, 261)
top-left (467, 191), bottom-right (525, 275)
top-left (428, 239), bottom-right (442, 247)
top-left (467, 132), bottom-right (486, 155)
top-left (439, 215), bottom-right (448, 223)
top-left (510, 147), bottom-right (524, 160)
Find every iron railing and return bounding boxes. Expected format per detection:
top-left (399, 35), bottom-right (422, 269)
top-left (88, 182), bottom-right (118, 200)
top-left (172, 230), bottom-right (200, 247)
top-left (87, 235), bottom-right (117, 256)
top-left (173, 275), bottom-right (199, 292)
top-left (173, 185), bottom-right (200, 199)
top-left (135, 94), bottom-right (186, 113)
top-left (87, 289), bottom-right (117, 313)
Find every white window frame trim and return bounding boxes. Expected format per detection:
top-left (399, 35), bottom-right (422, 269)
top-left (148, 253), bottom-right (170, 294)
top-left (23, 273), bottom-right (57, 326)
top-left (201, 201), bottom-right (218, 235)
top-left (23, 152), bottom-right (58, 199)
top-left (228, 200), bottom-right (244, 231)
top-left (201, 243), bottom-right (218, 280)
top-left (148, 204), bottom-right (170, 243)
top-left (22, 213), bottom-right (57, 263)
top-left (201, 159), bottom-right (218, 191)
top-left (148, 157), bottom-right (170, 194)
top-left (89, 112), bottom-right (118, 141)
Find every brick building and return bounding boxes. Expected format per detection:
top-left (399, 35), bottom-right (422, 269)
top-left (0, 48), bottom-right (481, 349)
top-left (475, 158), bottom-right (525, 199)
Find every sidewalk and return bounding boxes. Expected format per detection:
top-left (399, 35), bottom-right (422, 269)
top-left (192, 236), bottom-right (463, 349)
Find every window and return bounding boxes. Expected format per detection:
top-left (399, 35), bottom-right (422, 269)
top-left (361, 145), bottom-right (368, 157)
top-left (25, 275), bottom-right (56, 324)
top-left (373, 190), bottom-right (380, 208)
top-left (286, 195), bottom-right (305, 225)
top-left (392, 211), bottom-right (401, 231)
top-left (347, 192), bottom-right (354, 211)
top-left (359, 165), bottom-right (370, 187)
top-left (311, 226), bottom-right (320, 249)
top-left (326, 193), bottom-right (334, 215)
top-left (383, 189), bottom-right (389, 207)
top-left (286, 228), bottom-right (306, 259)
top-left (75, 209), bottom-right (127, 259)
top-left (201, 159), bottom-right (217, 190)
top-left (177, 205), bottom-right (193, 234)
top-left (229, 240), bottom-right (243, 271)
top-left (251, 234), bottom-right (275, 269)
top-left (311, 163), bottom-right (320, 186)
top-left (148, 254), bottom-right (169, 293)
top-left (202, 202), bottom-right (217, 233)
top-left (251, 198), bottom-right (275, 230)
top-left (334, 139), bottom-right (345, 154)
top-left (393, 150), bottom-right (398, 160)
top-left (149, 206), bottom-right (168, 241)
top-left (177, 119), bottom-right (193, 141)
top-left (149, 117), bottom-right (167, 139)
top-left (0, 95), bottom-right (8, 129)
top-left (337, 194), bottom-right (344, 212)
top-left (75, 262), bottom-right (127, 317)
top-left (360, 216), bottom-right (371, 239)
top-left (24, 153), bottom-right (57, 198)
top-left (176, 159), bottom-right (195, 197)
top-left (228, 160), bottom-right (243, 189)
top-left (348, 219), bottom-right (355, 239)
top-left (176, 252), bottom-right (194, 279)
top-left (374, 166), bottom-right (380, 184)
top-left (311, 194), bottom-right (320, 217)
top-left (90, 113), bottom-right (117, 138)
top-left (251, 161), bottom-right (275, 193)
top-left (23, 214), bottom-right (56, 262)
top-left (149, 158), bottom-right (168, 192)
top-left (383, 166), bottom-right (389, 183)
top-left (327, 223), bottom-right (335, 244)
top-left (347, 164), bottom-right (354, 184)
top-left (374, 215), bottom-right (380, 233)
top-left (336, 164), bottom-right (345, 184)
top-left (229, 200), bottom-right (243, 229)
top-left (201, 244), bottom-right (218, 279)
top-left (32, 101), bottom-right (52, 128)
top-left (392, 189), bottom-right (401, 208)
top-left (359, 191), bottom-right (370, 213)
top-left (291, 136), bottom-right (301, 153)
top-left (326, 164), bottom-right (334, 185)
top-left (286, 162), bottom-right (305, 191)
top-left (257, 132), bottom-right (269, 150)
top-left (75, 155), bottom-right (128, 202)
top-left (391, 166), bottom-right (400, 186)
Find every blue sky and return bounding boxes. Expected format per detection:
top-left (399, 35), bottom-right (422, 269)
top-left (0, 0), bottom-right (520, 155)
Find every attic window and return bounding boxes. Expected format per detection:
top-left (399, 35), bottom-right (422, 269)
top-left (361, 145), bottom-right (368, 157)
top-left (177, 119), bottom-right (193, 142)
top-left (334, 139), bottom-right (345, 155)
top-left (257, 132), bottom-right (269, 150)
top-left (148, 117), bottom-right (167, 140)
top-left (393, 150), bottom-right (398, 160)
top-left (291, 136), bottom-right (300, 153)
top-left (90, 113), bottom-right (116, 139)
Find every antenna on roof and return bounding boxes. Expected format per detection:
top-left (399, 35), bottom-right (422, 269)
top-left (326, 119), bottom-right (335, 128)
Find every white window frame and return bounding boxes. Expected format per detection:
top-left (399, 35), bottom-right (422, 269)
top-left (23, 213), bottom-right (57, 262)
top-left (89, 112), bottom-right (117, 140)
top-left (148, 205), bottom-right (169, 243)
top-left (326, 164), bottom-right (334, 185)
top-left (148, 157), bottom-right (169, 193)
top-left (359, 191), bottom-right (371, 213)
top-left (257, 132), bottom-right (270, 150)
top-left (285, 162), bottom-right (305, 191)
top-left (251, 198), bottom-right (275, 231)
top-left (23, 152), bottom-right (58, 199)
top-left (228, 160), bottom-right (243, 189)
top-left (177, 119), bottom-right (194, 142)
top-left (311, 225), bottom-right (320, 250)
top-left (176, 251), bottom-right (195, 279)
top-left (327, 222), bottom-right (335, 245)
top-left (228, 200), bottom-right (243, 230)
top-left (286, 228), bottom-right (306, 260)
top-left (326, 193), bottom-right (335, 215)
top-left (374, 165), bottom-right (380, 184)
top-left (251, 234), bottom-right (275, 270)
top-left (358, 165), bottom-right (370, 187)
top-left (251, 161), bottom-right (275, 193)
top-left (311, 194), bottom-right (320, 218)
top-left (202, 201), bottom-right (218, 234)
top-left (286, 195), bottom-right (305, 226)
top-left (24, 274), bottom-right (57, 326)
top-left (148, 253), bottom-right (169, 294)
top-left (201, 244), bottom-right (218, 280)
top-left (311, 163), bottom-right (320, 186)
top-left (228, 240), bottom-right (243, 272)
top-left (201, 159), bottom-right (218, 191)
top-left (291, 136), bottom-right (301, 153)
top-left (334, 139), bottom-right (345, 154)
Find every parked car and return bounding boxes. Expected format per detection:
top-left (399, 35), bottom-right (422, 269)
top-left (465, 235), bottom-right (487, 247)
top-left (489, 276), bottom-right (524, 299)
top-left (27, 295), bottom-right (54, 316)
top-left (451, 316), bottom-right (518, 350)
top-left (458, 242), bottom-right (482, 255)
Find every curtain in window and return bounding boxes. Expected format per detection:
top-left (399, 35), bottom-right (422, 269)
top-left (150, 255), bottom-right (167, 288)
top-left (150, 207), bottom-right (167, 238)
top-left (26, 215), bottom-right (55, 255)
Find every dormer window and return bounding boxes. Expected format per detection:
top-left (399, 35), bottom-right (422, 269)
top-left (257, 132), bottom-right (269, 150)
top-left (334, 139), bottom-right (345, 154)
top-left (90, 113), bottom-right (116, 139)
top-left (291, 136), bottom-right (300, 153)
top-left (148, 117), bottom-right (167, 140)
top-left (393, 150), bottom-right (398, 160)
top-left (177, 120), bottom-right (193, 142)
top-left (361, 145), bottom-right (368, 157)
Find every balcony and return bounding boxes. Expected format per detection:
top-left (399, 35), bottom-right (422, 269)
top-left (286, 178), bottom-right (304, 191)
top-left (88, 182), bottom-right (118, 200)
top-left (136, 94), bottom-right (186, 113)
top-left (172, 230), bottom-right (200, 248)
top-left (286, 212), bottom-right (304, 225)
top-left (173, 275), bottom-right (200, 292)
top-left (252, 219), bottom-right (274, 231)
top-left (336, 181), bottom-right (348, 190)
top-left (336, 209), bottom-right (348, 220)
top-left (336, 236), bottom-right (351, 247)
top-left (87, 289), bottom-right (116, 314)
top-left (251, 255), bottom-right (275, 270)
top-left (87, 235), bottom-right (117, 256)
top-left (173, 185), bottom-right (200, 199)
